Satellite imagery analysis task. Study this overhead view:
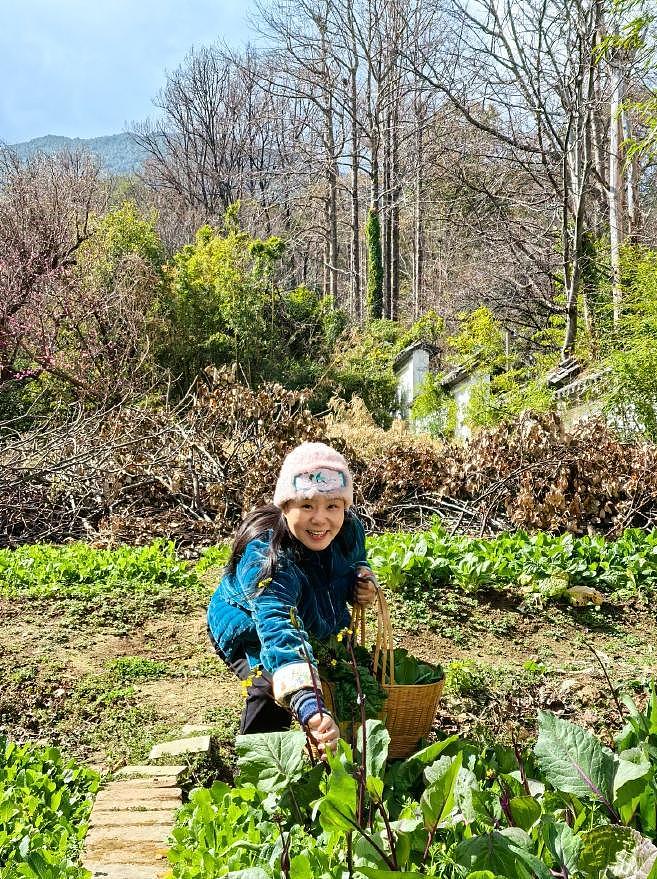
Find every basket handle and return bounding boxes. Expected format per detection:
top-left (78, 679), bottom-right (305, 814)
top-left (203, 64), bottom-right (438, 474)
top-left (352, 587), bottom-right (395, 686)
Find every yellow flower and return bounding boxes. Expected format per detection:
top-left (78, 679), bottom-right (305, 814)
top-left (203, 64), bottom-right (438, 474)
top-left (336, 627), bottom-right (350, 644)
top-left (254, 668), bottom-right (263, 678)
top-left (330, 659), bottom-right (337, 667)
top-left (258, 577), bottom-right (272, 590)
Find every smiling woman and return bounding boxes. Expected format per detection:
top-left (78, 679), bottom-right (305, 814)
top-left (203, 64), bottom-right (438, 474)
top-left (206, 442), bottom-right (377, 751)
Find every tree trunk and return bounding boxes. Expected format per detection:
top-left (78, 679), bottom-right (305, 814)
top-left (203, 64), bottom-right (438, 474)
top-left (390, 102), bottom-right (400, 322)
top-left (382, 108), bottom-right (392, 319)
top-left (621, 107), bottom-right (640, 240)
top-left (365, 205), bottom-right (384, 320)
top-left (609, 48), bottom-right (623, 327)
top-left (413, 120), bottom-right (424, 319)
top-left (349, 62), bottom-right (361, 320)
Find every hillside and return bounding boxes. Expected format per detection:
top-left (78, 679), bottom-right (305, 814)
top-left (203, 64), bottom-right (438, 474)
top-left (6, 132), bottom-right (149, 175)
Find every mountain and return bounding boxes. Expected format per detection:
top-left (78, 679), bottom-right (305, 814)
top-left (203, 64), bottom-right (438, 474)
top-left (6, 132), bottom-right (150, 176)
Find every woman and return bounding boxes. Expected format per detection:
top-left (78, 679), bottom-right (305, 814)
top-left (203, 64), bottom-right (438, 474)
top-left (207, 442), bottom-right (377, 754)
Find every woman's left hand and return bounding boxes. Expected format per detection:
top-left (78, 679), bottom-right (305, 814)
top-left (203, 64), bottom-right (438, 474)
top-left (355, 566), bottom-right (378, 606)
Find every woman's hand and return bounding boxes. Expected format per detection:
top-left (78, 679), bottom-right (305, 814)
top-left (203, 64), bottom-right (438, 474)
top-left (355, 566), bottom-right (378, 606)
top-left (306, 711), bottom-right (340, 754)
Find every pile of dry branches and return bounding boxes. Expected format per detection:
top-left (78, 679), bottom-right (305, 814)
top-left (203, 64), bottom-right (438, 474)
top-left (2, 375), bottom-right (657, 549)
top-left (0, 368), bottom-right (323, 548)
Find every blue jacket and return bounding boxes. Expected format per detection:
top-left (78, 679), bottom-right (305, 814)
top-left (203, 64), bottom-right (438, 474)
top-left (207, 515), bottom-right (369, 704)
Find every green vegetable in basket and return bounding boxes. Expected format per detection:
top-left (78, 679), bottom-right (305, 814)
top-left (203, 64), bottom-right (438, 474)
top-left (389, 648), bottom-right (445, 685)
top-left (312, 636), bottom-right (387, 720)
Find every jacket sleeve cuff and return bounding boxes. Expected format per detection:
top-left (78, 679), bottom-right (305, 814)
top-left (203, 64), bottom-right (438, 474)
top-left (272, 662), bottom-right (323, 706)
top-left (289, 688), bottom-right (330, 725)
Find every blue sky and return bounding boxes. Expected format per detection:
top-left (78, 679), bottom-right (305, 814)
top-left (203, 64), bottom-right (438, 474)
top-left (1, 0), bottom-right (256, 144)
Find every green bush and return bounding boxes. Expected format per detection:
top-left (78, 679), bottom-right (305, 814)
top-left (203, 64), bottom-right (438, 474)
top-left (327, 313), bottom-right (444, 426)
top-left (0, 738), bottom-right (98, 878)
top-left (466, 369), bottom-right (555, 430)
top-left (603, 245), bottom-right (657, 440)
top-left (411, 372), bottom-right (456, 437)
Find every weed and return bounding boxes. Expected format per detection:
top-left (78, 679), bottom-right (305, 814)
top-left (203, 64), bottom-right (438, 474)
top-left (105, 656), bottom-right (170, 680)
top-left (445, 659), bottom-right (494, 700)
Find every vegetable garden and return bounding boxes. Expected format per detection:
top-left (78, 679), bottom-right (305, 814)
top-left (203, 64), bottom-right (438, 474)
top-left (1, 525), bottom-right (656, 878)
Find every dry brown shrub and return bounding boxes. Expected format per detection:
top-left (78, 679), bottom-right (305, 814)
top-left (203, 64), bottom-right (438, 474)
top-left (3, 377), bottom-right (657, 546)
top-left (325, 396), bottom-right (441, 461)
top-left (458, 412), bottom-right (657, 534)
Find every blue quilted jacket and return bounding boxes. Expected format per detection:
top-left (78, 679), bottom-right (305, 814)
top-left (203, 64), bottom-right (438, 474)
top-left (207, 515), bottom-right (369, 702)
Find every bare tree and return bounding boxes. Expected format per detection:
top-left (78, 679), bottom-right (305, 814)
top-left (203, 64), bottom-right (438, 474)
top-left (0, 149), bottom-right (104, 385)
top-left (408, 0), bottom-right (608, 357)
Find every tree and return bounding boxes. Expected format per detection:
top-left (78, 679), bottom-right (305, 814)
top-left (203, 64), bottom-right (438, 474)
top-left (0, 149), bottom-right (106, 397)
top-left (410, 0), bottom-right (607, 358)
top-left (365, 205), bottom-right (384, 319)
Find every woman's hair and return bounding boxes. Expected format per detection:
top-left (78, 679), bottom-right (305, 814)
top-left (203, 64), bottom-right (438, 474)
top-left (226, 503), bottom-right (358, 580)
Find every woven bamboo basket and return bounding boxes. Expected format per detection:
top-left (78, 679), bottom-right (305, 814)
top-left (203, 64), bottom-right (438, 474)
top-left (323, 589), bottom-right (444, 759)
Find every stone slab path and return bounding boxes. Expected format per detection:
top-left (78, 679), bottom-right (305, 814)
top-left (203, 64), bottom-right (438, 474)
top-left (84, 734), bottom-right (214, 878)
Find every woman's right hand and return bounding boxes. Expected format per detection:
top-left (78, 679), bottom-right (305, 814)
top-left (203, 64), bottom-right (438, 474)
top-left (306, 711), bottom-right (340, 754)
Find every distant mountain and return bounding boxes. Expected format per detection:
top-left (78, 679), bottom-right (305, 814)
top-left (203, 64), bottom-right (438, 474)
top-left (6, 132), bottom-right (150, 176)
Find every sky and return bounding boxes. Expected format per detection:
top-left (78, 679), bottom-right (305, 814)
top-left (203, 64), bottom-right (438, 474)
top-left (1, 0), bottom-right (257, 144)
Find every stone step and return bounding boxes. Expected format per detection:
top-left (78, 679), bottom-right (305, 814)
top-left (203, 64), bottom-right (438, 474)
top-left (180, 722), bottom-right (217, 735)
top-left (95, 782), bottom-right (182, 800)
top-left (90, 809), bottom-right (177, 828)
top-left (85, 836), bottom-right (170, 866)
top-left (149, 735), bottom-right (211, 760)
top-left (108, 775), bottom-right (180, 793)
top-left (117, 764), bottom-right (186, 779)
top-left (86, 863), bottom-right (169, 879)
top-left (93, 785), bottom-right (181, 811)
top-left (86, 824), bottom-right (173, 850)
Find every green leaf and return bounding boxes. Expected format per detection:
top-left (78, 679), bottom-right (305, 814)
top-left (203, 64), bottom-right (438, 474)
top-left (454, 831), bottom-right (541, 879)
top-left (542, 820), bottom-right (582, 875)
top-left (366, 775), bottom-right (384, 801)
top-left (386, 736), bottom-right (459, 798)
top-left (613, 748), bottom-right (652, 802)
top-left (420, 752), bottom-right (462, 829)
top-left (355, 719), bottom-right (390, 782)
top-left (534, 711), bottom-right (616, 810)
top-left (604, 830), bottom-right (657, 878)
top-left (317, 748), bottom-right (358, 832)
top-left (578, 826), bottom-right (638, 871)
top-left (508, 795), bottom-right (542, 831)
top-left (454, 765), bottom-right (479, 823)
top-left (290, 853), bottom-right (313, 879)
top-left (235, 731), bottom-right (307, 793)
top-left (578, 827), bottom-right (657, 877)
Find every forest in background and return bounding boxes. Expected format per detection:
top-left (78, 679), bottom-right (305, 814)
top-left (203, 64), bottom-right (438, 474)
top-left (3, 0), bottom-right (657, 440)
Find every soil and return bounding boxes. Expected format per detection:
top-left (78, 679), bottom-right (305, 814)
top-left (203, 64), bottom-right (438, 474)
top-left (2, 584), bottom-right (655, 770)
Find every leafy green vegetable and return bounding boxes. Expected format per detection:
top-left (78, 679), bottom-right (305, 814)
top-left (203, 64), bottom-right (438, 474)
top-left (168, 686), bottom-right (657, 879)
top-left (367, 524), bottom-right (657, 605)
top-left (534, 710), bottom-right (617, 813)
top-left (0, 738), bottom-right (98, 878)
top-left (389, 648), bottom-right (444, 685)
top-left (313, 637), bottom-right (387, 720)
